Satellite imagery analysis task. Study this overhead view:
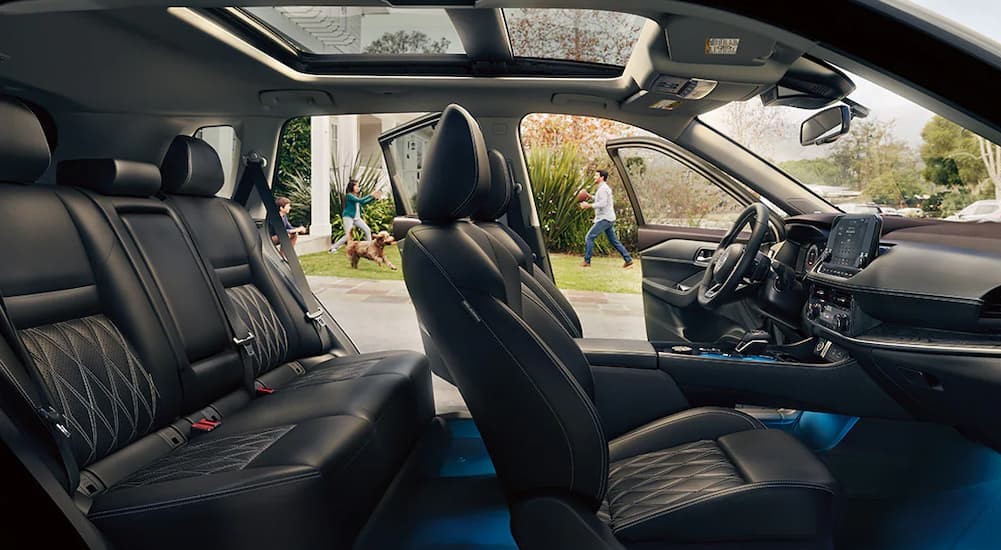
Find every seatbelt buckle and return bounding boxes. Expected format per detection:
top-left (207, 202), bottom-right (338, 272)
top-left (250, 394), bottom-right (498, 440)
top-left (233, 332), bottom-right (256, 357)
top-left (40, 406), bottom-right (71, 438)
top-left (191, 419), bottom-right (221, 432)
top-left (256, 385), bottom-right (275, 396)
top-left (306, 309), bottom-right (327, 328)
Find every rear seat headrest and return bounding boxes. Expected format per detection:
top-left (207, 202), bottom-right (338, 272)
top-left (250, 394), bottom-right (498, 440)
top-left (471, 149), bottom-right (513, 222)
top-left (0, 96), bottom-right (52, 183)
top-left (416, 104), bottom-right (490, 221)
top-left (160, 135), bottom-right (225, 197)
top-left (58, 159), bottom-right (162, 197)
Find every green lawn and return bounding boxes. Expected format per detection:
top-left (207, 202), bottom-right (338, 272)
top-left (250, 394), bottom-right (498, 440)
top-left (300, 245), bottom-right (404, 281)
top-left (301, 247), bottom-right (641, 294)
top-left (550, 252), bottom-right (641, 294)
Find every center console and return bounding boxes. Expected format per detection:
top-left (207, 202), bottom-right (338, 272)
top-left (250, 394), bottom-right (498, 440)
top-left (804, 214), bottom-right (882, 338)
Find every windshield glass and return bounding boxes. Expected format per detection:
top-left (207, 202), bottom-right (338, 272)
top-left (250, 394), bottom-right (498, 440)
top-left (701, 69), bottom-right (1001, 224)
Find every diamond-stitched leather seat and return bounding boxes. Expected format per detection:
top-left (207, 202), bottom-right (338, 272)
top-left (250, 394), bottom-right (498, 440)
top-left (403, 104), bottom-right (837, 549)
top-left (0, 95), bottom-right (432, 550)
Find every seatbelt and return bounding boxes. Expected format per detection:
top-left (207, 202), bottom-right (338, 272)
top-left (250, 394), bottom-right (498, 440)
top-left (0, 287), bottom-right (79, 494)
top-left (234, 154), bottom-right (332, 350)
top-left (164, 198), bottom-right (259, 394)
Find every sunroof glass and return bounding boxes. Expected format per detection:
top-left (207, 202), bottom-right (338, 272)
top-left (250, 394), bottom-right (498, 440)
top-left (502, 9), bottom-right (648, 66)
top-left (242, 6), bottom-right (465, 55)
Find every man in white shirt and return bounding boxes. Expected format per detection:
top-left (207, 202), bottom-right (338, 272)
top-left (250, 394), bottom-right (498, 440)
top-left (579, 169), bottom-right (633, 268)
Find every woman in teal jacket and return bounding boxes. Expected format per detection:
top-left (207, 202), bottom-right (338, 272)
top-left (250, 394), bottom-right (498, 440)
top-left (330, 179), bottom-right (383, 252)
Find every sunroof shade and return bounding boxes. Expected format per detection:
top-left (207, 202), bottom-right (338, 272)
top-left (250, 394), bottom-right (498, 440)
top-left (242, 6), bottom-right (464, 55)
top-left (502, 9), bottom-right (647, 66)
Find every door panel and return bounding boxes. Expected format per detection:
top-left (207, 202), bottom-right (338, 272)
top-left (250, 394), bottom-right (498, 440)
top-left (607, 137), bottom-right (758, 343)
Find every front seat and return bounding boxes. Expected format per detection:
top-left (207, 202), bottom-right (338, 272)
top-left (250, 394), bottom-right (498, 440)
top-left (403, 104), bottom-right (836, 549)
top-left (471, 149), bottom-right (583, 338)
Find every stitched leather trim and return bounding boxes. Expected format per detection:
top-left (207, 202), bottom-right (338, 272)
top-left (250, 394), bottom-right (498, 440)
top-left (610, 408), bottom-right (763, 452)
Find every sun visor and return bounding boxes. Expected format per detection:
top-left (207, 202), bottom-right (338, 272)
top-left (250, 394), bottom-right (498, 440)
top-left (663, 16), bottom-right (776, 66)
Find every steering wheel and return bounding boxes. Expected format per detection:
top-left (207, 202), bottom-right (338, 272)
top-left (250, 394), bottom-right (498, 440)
top-left (697, 203), bottom-right (770, 308)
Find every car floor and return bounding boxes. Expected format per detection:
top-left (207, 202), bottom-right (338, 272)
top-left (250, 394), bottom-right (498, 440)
top-left (823, 418), bottom-right (1001, 549)
top-left (354, 415), bottom-right (518, 550)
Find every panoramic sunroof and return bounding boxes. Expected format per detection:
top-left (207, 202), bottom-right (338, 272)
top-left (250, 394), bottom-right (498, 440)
top-left (502, 9), bottom-right (647, 66)
top-left (242, 6), bottom-right (465, 55)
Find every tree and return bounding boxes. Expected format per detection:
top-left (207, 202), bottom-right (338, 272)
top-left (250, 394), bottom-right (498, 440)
top-left (711, 99), bottom-right (790, 159)
top-left (364, 30), bottom-right (449, 54)
top-left (863, 169), bottom-right (925, 207)
top-left (778, 158), bottom-right (843, 187)
top-left (504, 9), bottom-right (643, 65)
top-left (276, 117), bottom-right (310, 188)
top-left (919, 115), bottom-right (983, 188)
top-left (829, 118), bottom-right (914, 190)
top-left (976, 135), bottom-right (1001, 201)
top-left (520, 113), bottom-right (650, 165)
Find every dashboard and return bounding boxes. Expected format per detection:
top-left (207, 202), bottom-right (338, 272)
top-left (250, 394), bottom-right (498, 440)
top-left (770, 212), bottom-right (1001, 449)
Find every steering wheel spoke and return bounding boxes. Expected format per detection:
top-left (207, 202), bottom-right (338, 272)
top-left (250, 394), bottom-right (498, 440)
top-left (698, 203), bottom-right (770, 309)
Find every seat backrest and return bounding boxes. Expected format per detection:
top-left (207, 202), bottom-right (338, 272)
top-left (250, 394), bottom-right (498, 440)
top-left (471, 150), bottom-right (583, 338)
top-left (159, 136), bottom-right (326, 377)
top-left (403, 105), bottom-right (607, 506)
top-left (57, 158), bottom-right (248, 411)
top-left (0, 98), bottom-right (181, 468)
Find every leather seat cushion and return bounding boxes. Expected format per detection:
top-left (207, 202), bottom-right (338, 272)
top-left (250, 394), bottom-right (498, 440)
top-left (603, 423), bottom-right (836, 543)
top-left (90, 415), bottom-right (386, 549)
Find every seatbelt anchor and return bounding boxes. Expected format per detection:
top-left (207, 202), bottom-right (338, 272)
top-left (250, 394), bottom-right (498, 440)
top-left (233, 332), bottom-right (256, 357)
top-left (243, 151), bottom-right (268, 167)
top-left (306, 309), bottom-right (327, 328)
top-left (40, 406), bottom-right (71, 439)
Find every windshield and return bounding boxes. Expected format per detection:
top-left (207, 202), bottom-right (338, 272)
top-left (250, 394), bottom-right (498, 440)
top-left (701, 68), bottom-right (1001, 224)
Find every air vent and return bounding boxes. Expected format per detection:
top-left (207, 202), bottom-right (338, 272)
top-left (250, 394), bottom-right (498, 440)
top-left (981, 287), bottom-right (1001, 319)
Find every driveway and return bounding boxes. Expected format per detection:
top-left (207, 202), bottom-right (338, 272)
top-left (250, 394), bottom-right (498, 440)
top-left (310, 276), bottom-right (646, 413)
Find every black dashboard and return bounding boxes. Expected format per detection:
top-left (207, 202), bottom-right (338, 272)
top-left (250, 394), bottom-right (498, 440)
top-left (772, 213), bottom-right (1001, 449)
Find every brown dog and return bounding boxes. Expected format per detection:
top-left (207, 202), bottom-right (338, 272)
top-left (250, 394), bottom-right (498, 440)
top-left (345, 230), bottom-right (397, 270)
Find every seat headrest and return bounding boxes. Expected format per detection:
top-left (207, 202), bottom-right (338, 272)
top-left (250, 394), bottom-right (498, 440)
top-left (416, 104), bottom-right (490, 221)
top-left (0, 96), bottom-right (52, 183)
top-left (58, 159), bottom-right (162, 197)
top-left (471, 149), bottom-right (514, 221)
top-left (160, 135), bottom-right (225, 197)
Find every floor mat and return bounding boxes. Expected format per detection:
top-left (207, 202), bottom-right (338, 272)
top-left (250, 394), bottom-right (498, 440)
top-left (355, 416), bottom-right (518, 550)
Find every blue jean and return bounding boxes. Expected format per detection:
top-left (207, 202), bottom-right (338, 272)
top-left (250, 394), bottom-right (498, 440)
top-left (584, 219), bottom-right (632, 263)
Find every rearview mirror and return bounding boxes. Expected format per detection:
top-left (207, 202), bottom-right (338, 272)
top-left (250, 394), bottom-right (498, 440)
top-left (800, 105), bottom-right (851, 146)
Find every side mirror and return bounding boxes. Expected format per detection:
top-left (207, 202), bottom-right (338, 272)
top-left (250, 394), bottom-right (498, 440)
top-left (800, 105), bottom-right (851, 146)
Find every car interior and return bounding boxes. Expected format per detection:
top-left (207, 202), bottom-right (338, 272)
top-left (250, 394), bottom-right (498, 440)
top-left (1, 2), bottom-right (1000, 549)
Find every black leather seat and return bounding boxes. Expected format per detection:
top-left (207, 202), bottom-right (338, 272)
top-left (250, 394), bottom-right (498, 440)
top-left (471, 148), bottom-right (583, 338)
top-left (0, 95), bottom-right (432, 550)
top-left (403, 104), bottom-right (836, 549)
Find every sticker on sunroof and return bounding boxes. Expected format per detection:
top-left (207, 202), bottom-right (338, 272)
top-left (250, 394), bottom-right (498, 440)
top-left (705, 38), bottom-right (739, 55)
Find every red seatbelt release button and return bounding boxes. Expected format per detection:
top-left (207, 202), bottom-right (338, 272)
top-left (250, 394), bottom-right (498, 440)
top-left (191, 419), bottom-right (221, 432)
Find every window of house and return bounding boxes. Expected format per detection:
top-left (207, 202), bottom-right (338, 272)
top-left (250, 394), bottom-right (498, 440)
top-left (193, 125), bottom-right (240, 196)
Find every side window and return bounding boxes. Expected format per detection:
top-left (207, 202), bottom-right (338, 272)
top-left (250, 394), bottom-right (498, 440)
top-left (617, 147), bottom-right (745, 230)
top-left (193, 126), bottom-right (241, 197)
top-left (382, 124), bottom-right (435, 214)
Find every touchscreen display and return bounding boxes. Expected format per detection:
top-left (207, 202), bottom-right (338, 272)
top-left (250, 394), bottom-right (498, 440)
top-left (823, 214), bottom-right (881, 274)
top-left (830, 218), bottom-right (866, 267)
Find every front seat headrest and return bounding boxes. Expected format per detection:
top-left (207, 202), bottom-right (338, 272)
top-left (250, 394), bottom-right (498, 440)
top-left (0, 96), bottom-right (52, 183)
top-left (416, 104), bottom-right (490, 221)
top-left (58, 159), bottom-right (162, 197)
top-left (160, 135), bottom-right (225, 197)
top-left (471, 149), bottom-right (514, 222)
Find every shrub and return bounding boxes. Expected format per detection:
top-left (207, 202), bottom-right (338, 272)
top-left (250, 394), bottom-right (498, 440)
top-left (527, 145), bottom-right (636, 255)
top-left (280, 172), bottom-right (313, 228)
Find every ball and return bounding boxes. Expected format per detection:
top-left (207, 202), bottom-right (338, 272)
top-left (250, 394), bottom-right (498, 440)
top-left (576, 189), bottom-right (590, 202)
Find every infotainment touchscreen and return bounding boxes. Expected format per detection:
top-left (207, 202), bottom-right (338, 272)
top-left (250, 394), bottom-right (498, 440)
top-left (818, 214), bottom-right (882, 278)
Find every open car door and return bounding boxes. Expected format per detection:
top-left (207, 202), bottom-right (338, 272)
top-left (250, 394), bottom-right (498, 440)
top-left (377, 112), bottom-right (441, 243)
top-left (605, 136), bottom-right (767, 343)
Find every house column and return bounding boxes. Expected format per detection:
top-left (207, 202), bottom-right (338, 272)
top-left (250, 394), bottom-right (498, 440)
top-left (310, 116), bottom-right (332, 239)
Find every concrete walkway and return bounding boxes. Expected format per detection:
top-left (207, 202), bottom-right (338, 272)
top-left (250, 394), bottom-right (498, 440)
top-left (310, 276), bottom-right (646, 412)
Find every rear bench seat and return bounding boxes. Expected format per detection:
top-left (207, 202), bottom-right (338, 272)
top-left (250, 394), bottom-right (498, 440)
top-left (0, 96), bottom-right (432, 549)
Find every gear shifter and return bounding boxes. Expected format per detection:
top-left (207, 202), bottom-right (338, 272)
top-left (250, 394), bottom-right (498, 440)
top-left (735, 330), bottom-right (771, 355)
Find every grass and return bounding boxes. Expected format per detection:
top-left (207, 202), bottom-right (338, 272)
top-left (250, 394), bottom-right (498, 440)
top-left (550, 253), bottom-right (641, 294)
top-left (300, 245), bottom-right (404, 281)
top-left (301, 247), bottom-right (641, 294)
